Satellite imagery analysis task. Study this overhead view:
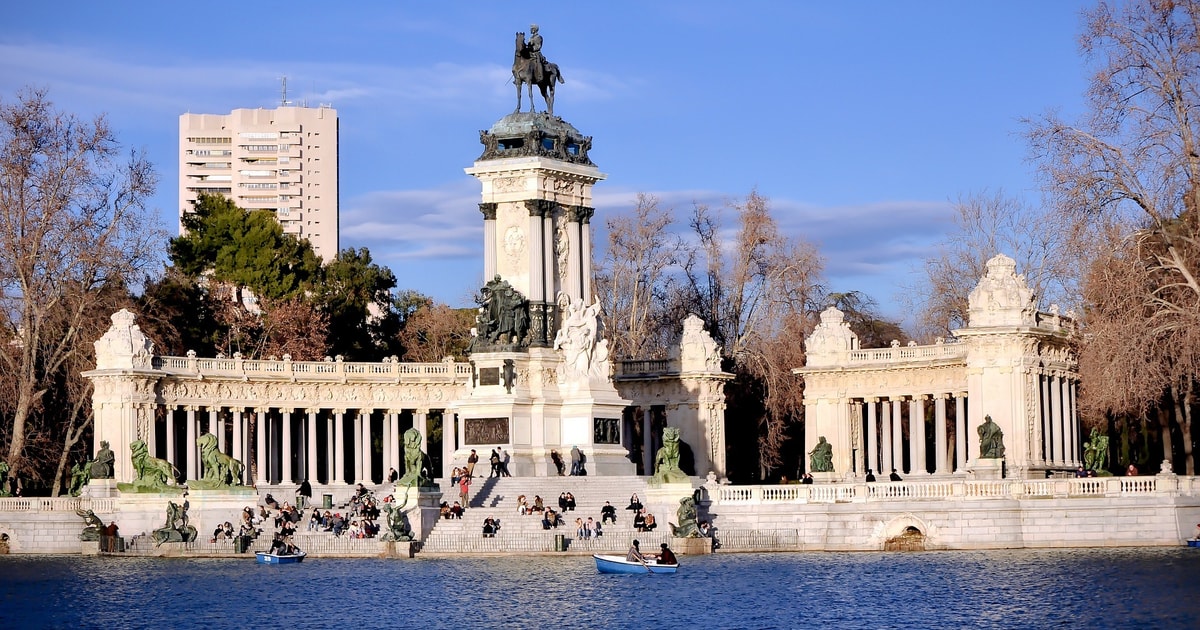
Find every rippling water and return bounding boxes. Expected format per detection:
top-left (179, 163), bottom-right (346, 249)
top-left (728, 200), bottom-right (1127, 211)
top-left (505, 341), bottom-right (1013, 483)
top-left (2, 548), bottom-right (1199, 629)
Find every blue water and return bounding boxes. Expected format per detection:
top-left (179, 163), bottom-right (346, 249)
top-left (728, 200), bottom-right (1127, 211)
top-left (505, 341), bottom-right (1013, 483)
top-left (2, 548), bottom-right (1199, 629)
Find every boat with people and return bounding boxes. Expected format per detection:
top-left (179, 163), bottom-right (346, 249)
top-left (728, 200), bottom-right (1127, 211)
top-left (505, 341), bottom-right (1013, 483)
top-left (255, 550), bottom-right (307, 564)
top-left (593, 554), bottom-right (678, 574)
top-left (1187, 539), bottom-right (1200, 548)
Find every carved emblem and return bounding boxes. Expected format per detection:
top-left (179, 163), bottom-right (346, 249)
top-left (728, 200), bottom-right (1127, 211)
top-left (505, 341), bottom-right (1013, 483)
top-left (503, 225), bottom-right (526, 262)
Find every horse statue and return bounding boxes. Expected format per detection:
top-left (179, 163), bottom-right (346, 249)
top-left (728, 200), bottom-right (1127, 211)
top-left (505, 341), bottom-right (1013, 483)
top-left (197, 432), bottom-right (245, 487)
top-left (513, 31), bottom-right (565, 116)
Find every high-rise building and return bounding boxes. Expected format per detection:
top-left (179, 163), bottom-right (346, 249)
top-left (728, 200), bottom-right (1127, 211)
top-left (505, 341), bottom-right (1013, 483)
top-left (179, 106), bottom-right (339, 260)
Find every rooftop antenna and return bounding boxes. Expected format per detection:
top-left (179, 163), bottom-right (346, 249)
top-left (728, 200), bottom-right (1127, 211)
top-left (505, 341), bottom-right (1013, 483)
top-left (279, 76), bottom-right (292, 107)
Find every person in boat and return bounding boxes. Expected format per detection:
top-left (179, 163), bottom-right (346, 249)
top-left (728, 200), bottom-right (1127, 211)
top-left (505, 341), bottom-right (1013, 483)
top-left (626, 539), bottom-right (647, 563)
top-left (656, 543), bottom-right (678, 565)
top-left (1193, 523), bottom-right (1200, 541)
top-left (268, 533), bottom-right (286, 555)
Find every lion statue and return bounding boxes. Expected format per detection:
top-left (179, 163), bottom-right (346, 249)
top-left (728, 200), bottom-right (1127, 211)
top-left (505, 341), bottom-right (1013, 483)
top-left (196, 432), bottom-right (244, 487)
top-left (397, 427), bottom-right (430, 488)
top-left (652, 427), bottom-right (690, 484)
top-left (130, 440), bottom-right (178, 490)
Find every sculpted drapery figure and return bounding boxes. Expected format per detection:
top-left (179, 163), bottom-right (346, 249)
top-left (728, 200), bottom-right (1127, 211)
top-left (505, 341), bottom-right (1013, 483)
top-left (977, 415), bottom-right (1006, 459)
top-left (474, 275), bottom-right (530, 348)
top-left (89, 441), bottom-right (115, 479)
top-left (809, 436), bottom-right (834, 473)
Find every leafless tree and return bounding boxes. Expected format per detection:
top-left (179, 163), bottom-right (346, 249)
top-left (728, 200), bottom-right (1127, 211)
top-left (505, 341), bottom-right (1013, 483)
top-left (594, 193), bottom-right (682, 359)
top-left (0, 88), bottom-right (162, 486)
top-left (399, 301), bottom-right (474, 362)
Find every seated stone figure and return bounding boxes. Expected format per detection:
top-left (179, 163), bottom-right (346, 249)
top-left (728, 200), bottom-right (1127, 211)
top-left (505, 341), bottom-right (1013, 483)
top-left (670, 495), bottom-right (700, 538)
top-left (651, 427), bottom-right (690, 484)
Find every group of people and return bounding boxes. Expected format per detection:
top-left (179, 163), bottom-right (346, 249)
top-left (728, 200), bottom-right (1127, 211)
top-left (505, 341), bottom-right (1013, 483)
top-left (482, 516), bottom-right (501, 537)
top-left (439, 501), bottom-right (465, 519)
top-left (625, 539), bottom-right (677, 565)
top-left (489, 448), bottom-right (513, 478)
top-left (862, 469), bottom-right (904, 482)
top-left (626, 494), bottom-right (658, 532)
top-left (574, 516), bottom-right (602, 539)
top-left (547, 446), bottom-right (588, 476)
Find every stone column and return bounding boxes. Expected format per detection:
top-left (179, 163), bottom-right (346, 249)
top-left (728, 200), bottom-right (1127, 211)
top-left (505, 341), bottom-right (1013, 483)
top-left (353, 412), bottom-right (364, 484)
top-left (165, 406), bottom-right (177, 467)
top-left (334, 410), bottom-right (346, 485)
top-left (306, 409), bottom-right (318, 482)
top-left (481, 203), bottom-right (497, 282)
top-left (255, 409), bottom-right (268, 485)
top-left (955, 394), bottom-right (967, 472)
top-left (185, 406), bottom-right (198, 481)
top-left (208, 408), bottom-right (217, 441)
top-left (527, 201), bottom-right (546, 344)
top-left (934, 394), bottom-right (948, 474)
top-left (216, 408), bottom-right (226, 453)
top-left (909, 396), bottom-right (927, 475)
top-left (1051, 375), bottom-right (1064, 466)
top-left (415, 409), bottom-right (429, 448)
top-left (891, 397), bottom-right (905, 473)
top-left (361, 410), bottom-right (373, 484)
top-left (879, 399), bottom-right (893, 475)
top-left (441, 412), bottom-right (456, 479)
top-left (1064, 377), bottom-right (1077, 465)
top-left (580, 209), bottom-right (593, 300)
top-left (866, 398), bottom-right (879, 476)
top-left (381, 412), bottom-right (392, 475)
top-left (326, 414), bottom-right (335, 484)
top-left (565, 207), bottom-right (583, 299)
top-left (642, 408), bottom-right (654, 476)
top-left (391, 411), bottom-right (401, 473)
top-left (543, 210), bottom-right (555, 307)
top-left (1041, 374), bottom-right (1053, 463)
top-left (232, 409), bottom-right (243, 466)
top-left (280, 409), bottom-right (293, 484)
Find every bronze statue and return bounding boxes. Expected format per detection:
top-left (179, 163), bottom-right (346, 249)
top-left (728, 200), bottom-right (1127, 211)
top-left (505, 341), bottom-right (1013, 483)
top-left (89, 441), bottom-right (115, 479)
top-left (152, 501), bottom-right (197, 546)
top-left (128, 439), bottom-right (179, 491)
top-left (194, 432), bottom-right (245, 488)
top-left (809, 436), bottom-right (834, 473)
top-left (76, 508), bottom-right (105, 541)
top-left (652, 427), bottom-right (690, 484)
top-left (380, 503), bottom-right (414, 542)
top-left (670, 495), bottom-right (701, 538)
top-left (68, 459), bottom-right (91, 496)
top-left (1083, 427), bottom-right (1110, 472)
top-left (0, 461), bottom-right (10, 497)
top-left (473, 275), bottom-right (530, 349)
top-left (977, 415), bottom-right (1006, 459)
top-left (513, 25), bottom-right (565, 116)
top-left (398, 427), bottom-right (431, 488)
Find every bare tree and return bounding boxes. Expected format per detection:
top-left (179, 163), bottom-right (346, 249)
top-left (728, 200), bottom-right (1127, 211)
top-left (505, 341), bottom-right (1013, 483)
top-left (399, 301), bottom-right (474, 362)
top-left (0, 88), bottom-right (162, 486)
top-left (594, 193), bottom-right (681, 359)
top-left (911, 190), bottom-right (1076, 339)
top-left (259, 297), bottom-right (330, 361)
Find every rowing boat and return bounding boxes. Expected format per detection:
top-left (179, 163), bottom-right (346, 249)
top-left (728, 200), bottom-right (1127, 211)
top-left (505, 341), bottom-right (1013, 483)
top-left (593, 553), bottom-right (677, 574)
top-left (255, 550), bottom-right (307, 564)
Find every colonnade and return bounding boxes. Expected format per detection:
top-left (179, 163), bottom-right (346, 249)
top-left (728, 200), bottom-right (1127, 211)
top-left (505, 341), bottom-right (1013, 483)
top-left (857, 393), bottom-right (968, 476)
top-left (1037, 372), bottom-right (1081, 467)
top-left (155, 405), bottom-right (452, 486)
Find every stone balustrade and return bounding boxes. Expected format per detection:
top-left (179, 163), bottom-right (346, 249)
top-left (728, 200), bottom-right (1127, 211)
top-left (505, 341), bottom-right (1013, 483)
top-left (0, 497), bottom-right (118, 513)
top-left (613, 359), bottom-right (675, 377)
top-left (152, 355), bottom-right (471, 384)
top-left (712, 475), bottom-right (1184, 505)
top-left (845, 341), bottom-right (967, 365)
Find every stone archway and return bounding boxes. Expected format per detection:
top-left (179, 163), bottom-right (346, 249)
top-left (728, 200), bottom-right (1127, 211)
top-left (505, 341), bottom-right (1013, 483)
top-left (878, 514), bottom-right (931, 551)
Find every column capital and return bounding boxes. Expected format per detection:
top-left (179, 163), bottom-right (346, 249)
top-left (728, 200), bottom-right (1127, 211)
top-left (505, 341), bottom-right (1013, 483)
top-left (936, 392), bottom-right (951, 400)
top-left (865, 397), bottom-right (879, 403)
top-left (525, 199), bottom-right (555, 217)
top-left (913, 394), bottom-right (929, 402)
top-left (305, 408), bottom-right (321, 416)
top-left (479, 202), bottom-right (497, 220)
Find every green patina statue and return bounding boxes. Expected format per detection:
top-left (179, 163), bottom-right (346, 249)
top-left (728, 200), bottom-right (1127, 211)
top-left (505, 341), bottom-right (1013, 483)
top-left (380, 503), bottom-right (414, 542)
top-left (670, 494), bottom-right (701, 538)
top-left (89, 441), bottom-right (115, 479)
top-left (122, 439), bottom-right (180, 492)
top-left (1083, 428), bottom-right (1110, 473)
top-left (151, 500), bottom-right (197, 546)
top-left (0, 461), bottom-right (10, 498)
top-left (397, 427), bottom-right (431, 488)
top-left (809, 436), bottom-right (834, 473)
top-left (68, 459), bottom-right (91, 497)
top-left (652, 427), bottom-right (690, 484)
top-left (977, 415), bottom-right (1006, 459)
top-left (190, 433), bottom-right (246, 489)
top-left (76, 508), bottom-right (105, 542)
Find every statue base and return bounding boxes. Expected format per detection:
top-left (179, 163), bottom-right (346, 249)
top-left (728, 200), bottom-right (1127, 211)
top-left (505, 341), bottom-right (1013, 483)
top-left (672, 536), bottom-right (713, 555)
top-left (81, 540), bottom-right (100, 556)
top-left (811, 472), bottom-right (839, 483)
top-left (968, 458), bottom-right (1005, 480)
top-left (82, 479), bottom-right (118, 498)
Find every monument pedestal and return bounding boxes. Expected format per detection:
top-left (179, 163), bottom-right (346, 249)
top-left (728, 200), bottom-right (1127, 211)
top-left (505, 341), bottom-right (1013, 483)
top-left (83, 479), bottom-right (118, 498)
top-left (811, 472), bottom-right (839, 483)
top-left (969, 458), bottom-right (1005, 480)
top-left (673, 536), bottom-right (713, 555)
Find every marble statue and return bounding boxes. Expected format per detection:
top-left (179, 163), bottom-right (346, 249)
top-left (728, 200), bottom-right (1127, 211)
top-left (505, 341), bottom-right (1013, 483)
top-left (553, 294), bottom-right (612, 386)
top-left (398, 427), bottom-right (430, 488)
top-left (89, 441), bottom-right (115, 479)
top-left (978, 415), bottom-right (1006, 459)
top-left (809, 436), bottom-right (834, 473)
top-left (652, 427), bottom-right (690, 484)
top-left (670, 495), bottom-right (701, 538)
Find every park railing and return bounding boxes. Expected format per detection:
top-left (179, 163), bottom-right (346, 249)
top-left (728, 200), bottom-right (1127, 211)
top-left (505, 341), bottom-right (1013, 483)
top-left (152, 354), bottom-right (471, 384)
top-left (0, 496), bottom-right (118, 513)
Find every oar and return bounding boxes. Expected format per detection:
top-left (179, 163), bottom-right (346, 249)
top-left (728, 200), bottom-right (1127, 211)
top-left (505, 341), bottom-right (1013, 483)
top-left (636, 551), bottom-right (653, 573)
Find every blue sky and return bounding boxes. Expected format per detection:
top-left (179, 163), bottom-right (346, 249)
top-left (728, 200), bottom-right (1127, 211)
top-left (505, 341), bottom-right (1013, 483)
top-left (1, 1), bottom-right (1092, 319)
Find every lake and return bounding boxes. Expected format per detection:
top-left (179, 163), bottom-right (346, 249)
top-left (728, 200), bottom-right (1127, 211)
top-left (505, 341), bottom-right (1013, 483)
top-left (2, 548), bottom-right (1199, 629)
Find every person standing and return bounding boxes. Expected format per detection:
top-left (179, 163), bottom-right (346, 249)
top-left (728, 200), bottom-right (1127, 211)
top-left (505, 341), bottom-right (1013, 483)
top-left (466, 449), bottom-right (479, 478)
top-left (489, 449), bottom-right (501, 478)
top-left (570, 446), bottom-right (582, 476)
top-left (499, 448), bottom-right (512, 477)
top-left (458, 474), bottom-right (471, 509)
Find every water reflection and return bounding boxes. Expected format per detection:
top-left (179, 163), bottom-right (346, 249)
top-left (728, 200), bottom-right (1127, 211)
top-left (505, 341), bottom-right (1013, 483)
top-left (2, 548), bottom-right (1199, 629)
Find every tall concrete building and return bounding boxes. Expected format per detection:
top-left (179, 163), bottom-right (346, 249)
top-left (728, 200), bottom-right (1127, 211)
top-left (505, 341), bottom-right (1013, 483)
top-left (179, 106), bottom-right (339, 260)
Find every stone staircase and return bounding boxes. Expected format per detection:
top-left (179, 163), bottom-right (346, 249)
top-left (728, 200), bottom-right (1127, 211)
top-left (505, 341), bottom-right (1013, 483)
top-left (420, 476), bottom-right (687, 554)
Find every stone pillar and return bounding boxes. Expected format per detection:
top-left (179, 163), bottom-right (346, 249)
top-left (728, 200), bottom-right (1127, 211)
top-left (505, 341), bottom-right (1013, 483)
top-left (879, 399), bottom-right (893, 475)
top-left (955, 394), bottom-right (967, 472)
top-left (934, 395), bottom-right (948, 474)
top-left (866, 398), bottom-right (879, 476)
top-left (527, 201), bottom-right (546, 344)
top-left (165, 407), bottom-right (177, 467)
top-left (216, 408), bottom-right (226, 453)
top-left (565, 208), bottom-right (583, 299)
top-left (441, 412), bottom-right (456, 479)
top-left (334, 410), bottom-right (346, 485)
top-left (580, 209), bottom-right (594, 300)
top-left (306, 409), bottom-right (318, 482)
top-left (415, 409), bottom-right (429, 448)
top-left (381, 412), bottom-right (393, 475)
top-left (326, 414), bottom-right (335, 484)
top-left (1064, 377), bottom-right (1077, 465)
top-left (281, 409), bottom-right (293, 484)
top-left (361, 410), bottom-right (373, 484)
top-left (391, 411), bottom-right (401, 473)
top-left (909, 396), bottom-right (927, 475)
top-left (542, 210), bottom-right (555, 309)
top-left (642, 408), bottom-right (654, 476)
top-left (481, 203), bottom-right (497, 282)
top-left (1041, 374), bottom-right (1053, 463)
top-left (255, 409), bottom-right (268, 485)
top-left (891, 397), bottom-right (905, 474)
top-left (353, 412), bottom-right (364, 484)
top-left (232, 409), bottom-right (243, 467)
top-left (208, 408), bottom-right (217, 440)
top-left (185, 406), bottom-right (197, 481)
top-left (1051, 375), bottom-right (1064, 465)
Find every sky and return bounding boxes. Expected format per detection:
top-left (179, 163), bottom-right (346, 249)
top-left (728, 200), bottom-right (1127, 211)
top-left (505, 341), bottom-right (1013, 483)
top-left (1, 1), bottom-right (1095, 320)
